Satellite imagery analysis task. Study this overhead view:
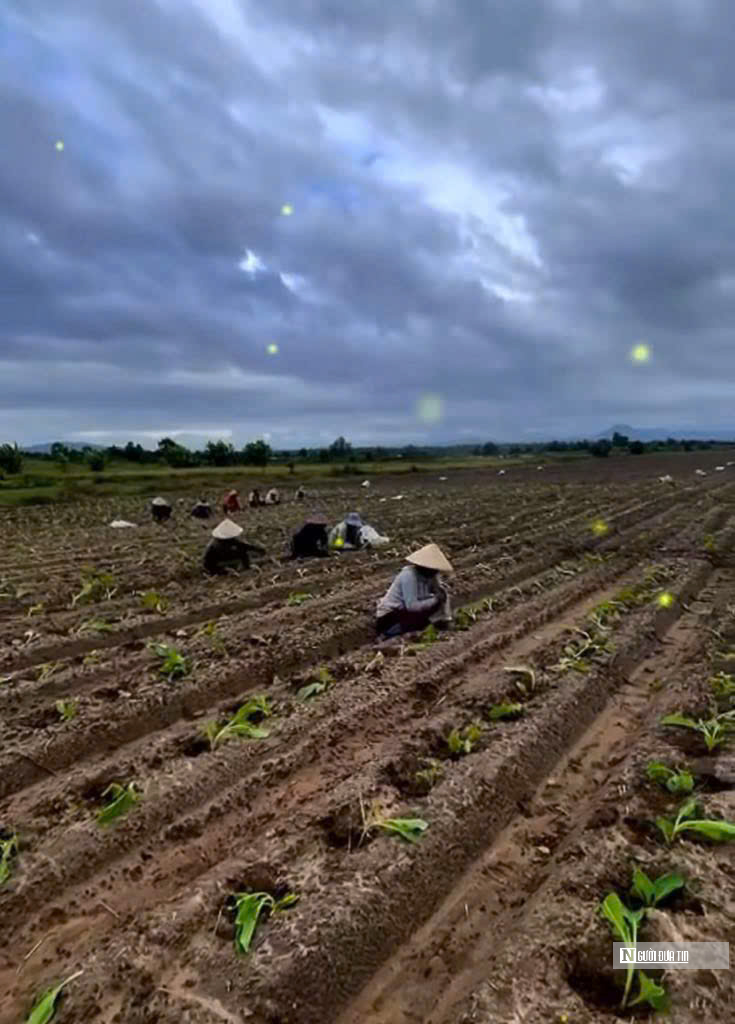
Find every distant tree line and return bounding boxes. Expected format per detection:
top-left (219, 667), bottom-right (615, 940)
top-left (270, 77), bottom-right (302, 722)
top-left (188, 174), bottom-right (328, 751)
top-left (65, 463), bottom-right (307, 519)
top-left (2, 432), bottom-right (734, 478)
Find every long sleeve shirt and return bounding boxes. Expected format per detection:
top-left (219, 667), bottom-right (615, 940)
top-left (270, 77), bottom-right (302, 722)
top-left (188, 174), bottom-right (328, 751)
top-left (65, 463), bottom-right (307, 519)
top-left (203, 538), bottom-right (264, 574)
top-left (376, 565), bottom-right (441, 618)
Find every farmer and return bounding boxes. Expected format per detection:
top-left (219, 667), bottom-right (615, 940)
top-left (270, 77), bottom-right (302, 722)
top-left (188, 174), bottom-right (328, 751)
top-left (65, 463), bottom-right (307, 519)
top-left (203, 520), bottom-right (265, 575)
top-left (191, 498), bottom-right (212, 519)
top-left (290, 514), bottom-right (329, 559)
top-left (151, 497), bottom-right (172, 523)
top-left (248, 488), bottom-right (263, 508)
top-left (375, 543), bottom-right (453, 637)
top-left (295, 484), bottom-right (306, 502)
top-left (264, 487), bottom-right (280, 505)
top-left (329, 512), bottom-right (364, 550)
top-left (222, 489), bottom-right (242, 515)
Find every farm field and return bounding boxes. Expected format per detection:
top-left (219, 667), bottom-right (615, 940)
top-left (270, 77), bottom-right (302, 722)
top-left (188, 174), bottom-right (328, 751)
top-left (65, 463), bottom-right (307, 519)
top-left (2, 451), bottom-right (735, 1024)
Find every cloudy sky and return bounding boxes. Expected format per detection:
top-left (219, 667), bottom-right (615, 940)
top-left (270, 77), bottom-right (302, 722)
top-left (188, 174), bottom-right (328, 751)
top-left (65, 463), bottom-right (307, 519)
top-left (3, 0), bottom-right (735, 448)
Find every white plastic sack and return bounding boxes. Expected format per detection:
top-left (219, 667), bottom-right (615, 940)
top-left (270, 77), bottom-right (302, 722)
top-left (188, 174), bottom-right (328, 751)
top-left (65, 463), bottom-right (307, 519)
top-left (360, 524), bottom-right (390, 549)
top-left (109, 520), bottom-right (137, 528)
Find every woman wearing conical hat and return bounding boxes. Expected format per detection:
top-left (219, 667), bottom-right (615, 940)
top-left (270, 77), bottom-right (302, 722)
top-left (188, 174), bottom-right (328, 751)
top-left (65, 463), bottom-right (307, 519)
top-left (289, 514), bottom-right (330, 559)
top-left (375, 543), bottom-right (453, 638)
top-left (222, 489), bottom-right (242, 515)
top-left (151, 496), bottom-right (172, 523)
top-left (203, 519), bottom-right (266, 575)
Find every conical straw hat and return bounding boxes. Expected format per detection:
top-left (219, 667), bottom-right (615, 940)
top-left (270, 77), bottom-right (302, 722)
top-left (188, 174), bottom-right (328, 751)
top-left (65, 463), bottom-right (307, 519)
top-left (152, 496), bottom-right (169, 506)
top-left (406, 543), bottom-right (453, 573)
top-left (212, 519), bottom-right (244, 540)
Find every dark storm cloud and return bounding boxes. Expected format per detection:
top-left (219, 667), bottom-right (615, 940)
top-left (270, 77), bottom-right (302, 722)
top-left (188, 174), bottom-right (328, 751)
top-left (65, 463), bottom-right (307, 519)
top-left (2, 0), bottom-right (735, 447)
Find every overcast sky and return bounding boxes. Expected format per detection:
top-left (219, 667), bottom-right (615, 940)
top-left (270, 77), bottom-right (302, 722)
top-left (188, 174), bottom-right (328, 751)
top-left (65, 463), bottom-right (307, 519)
top-left (3, 0), bottom-right (735, 448)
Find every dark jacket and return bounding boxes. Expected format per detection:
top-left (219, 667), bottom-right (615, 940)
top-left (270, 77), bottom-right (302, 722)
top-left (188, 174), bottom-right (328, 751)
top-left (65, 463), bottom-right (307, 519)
top-left (191, 502), bottom-right (212, 519)
top-left (152, 504), bottom-right (172, 522)
top-left (290, 523), bottom-right (329, 559)
top-left (203, 538), bottom-right (265, 575)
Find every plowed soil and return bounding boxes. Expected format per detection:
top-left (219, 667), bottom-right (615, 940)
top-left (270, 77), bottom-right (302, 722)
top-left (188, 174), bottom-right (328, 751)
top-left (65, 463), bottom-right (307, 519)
top-left (2, 454), bottom-right (735, 1024)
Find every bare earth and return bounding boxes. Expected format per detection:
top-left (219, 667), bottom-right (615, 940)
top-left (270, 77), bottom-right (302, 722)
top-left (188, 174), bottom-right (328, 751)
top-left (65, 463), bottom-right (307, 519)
top-left (1, 452), bottom-right (734, 1023)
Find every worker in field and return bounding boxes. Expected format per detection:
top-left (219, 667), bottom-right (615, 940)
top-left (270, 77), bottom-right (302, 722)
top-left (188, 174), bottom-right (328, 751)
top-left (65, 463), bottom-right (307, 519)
top-left (329, 512), bottom-right (364, 550)
top-left (295, 484), bottom-right (306, 502)
top-left (203, 520), bottom-right (266, 574)
top-left (191, 498), bottom-right (212, 519)
top-left (264, 487), bottom-right (280, 505)
top-left (289, 514), bottom-right (329, 559)
top-left (222, 489), bottom-right (242, 515)
top-left (151, 496), bottom-right (172, 523)
top-left (375, 543), bottom-right (453, 637)
top-left (248, 488), bottom-right (263, 508)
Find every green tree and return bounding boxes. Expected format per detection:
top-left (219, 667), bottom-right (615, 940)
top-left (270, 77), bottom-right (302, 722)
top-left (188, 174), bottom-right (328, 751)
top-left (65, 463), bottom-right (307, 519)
top-left (329, 436), bottom-right (352, 459)
top-left (243, 440), bottom-right (272, 466)
top-left (482, 441), bottom-right (499, 455)
top-left (590, 439), bottom-right (612, 457)
top-left (612, 431), bottom-right (629, 448)
top-left (87, 451), bottom-right (106, 472)
top-left (204, 440), bottom-right (236, 466)
top-left (0, 442), bottom-right (23, 474)
top-left (629, 441), bottom-right (646, 455)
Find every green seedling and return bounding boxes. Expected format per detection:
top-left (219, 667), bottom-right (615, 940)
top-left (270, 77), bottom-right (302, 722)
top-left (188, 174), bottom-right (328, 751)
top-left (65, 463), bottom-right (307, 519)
top-left (26, 602), bottom-right (45, 617)
top-left (414, 757), bottom-right (444, 790)
top-left (233, 890), bottom-right (299, 954)
top-left (416, 623), bottom-right (440, 647)
top-left (447, 722), bottom-right (483, 756)
top-left (600, 891), bottom-right (643, 1008)
top-left (55, 698), bottom-right (78, 722)
top-left (702, 534), bottom-right (717, 554)
top-left (454, 598), bottom-right (494, 631)
top-left (709, 672), bottom-right (735, 699)
top-left (36, 662), bottom-right (61, 684)
top-left (287, 591), bottom-right (312, 606)
top-left (503, 664), bottom-right (536, 695)
top-left (151, 643), bottom-right (191, 680)
top-left (660, 710), bottom-right (735, 752)
top-left (96, 782), bottom-right (140, 826)
top-left (196, 621), bottom-right (226, 653)
top-left (600, 893), bottom-right (667, 1011)
top-left (71, 569), bottom-right (117, 607)
top-left (655, 797), bottom-right (735, 845)
top-left (488, 702), bottom-right (525, 721)
top-left (0, 832), bottom-right (18, 886)
top-left (203, 695), bottom-right (271, 749)
top-left (140, 590), bottom-right (168, 614)
top-left (360, 797), bottom-right (429, 844)
top-left (82, 649), bottom-right (101, 667)
top-left (75, 618), bottom-right (114, 636)
top-left (646, 760), bottom-right (694, 795)
top-left (298, 665), bottom-right (334, 701)
top-left (630, 868), bottom-right (685, 909)
top-left (24, 970), bottom-right (84, 1024)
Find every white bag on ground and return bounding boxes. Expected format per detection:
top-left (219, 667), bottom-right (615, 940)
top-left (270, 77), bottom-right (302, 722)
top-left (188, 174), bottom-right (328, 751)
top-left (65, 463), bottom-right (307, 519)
top-left (359, 524), bottom-right (390, 548)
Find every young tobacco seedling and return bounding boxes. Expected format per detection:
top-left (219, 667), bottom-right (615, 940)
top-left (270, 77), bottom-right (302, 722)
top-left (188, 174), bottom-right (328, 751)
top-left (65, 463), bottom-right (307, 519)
top-left (203, 696), bottom-right (271, 749)
top-left (96, 782), bottom-right (140, 826)
top-left (600, 893), bottom-right (668, 1011)
top-left (71, 569), bottom-right (117, 607)
top-left (152, 643), bottom-right (191, 680)
top-left (298, 666), bottom-right (335, 701)
top-left (447, 722), bottom-right (483, 756)
top-left (55, 698), bottom-right (78, 722)
top-left (0, 832), bottom-right (18, 886)
top-left (655, 797), bottom-right (735, 845)
top-left (24, 969), bottom-right (84, 1024)
top-left (359, 797), bottom-right (429, 845)
top-left (140, 590), bottom-right (168, 614)
top-left (503, 665), bottom-right (536, 695)
top-left (630, 867), bottom-right (685, 909)
top-left (414, 757), bottom-right (444, 790)
top-left (646, 760), bottom-right (694, 795)
top-left (287, 591), bottom-right (312, 606)
top-left (488, 702), bottom-right (524, 721)
top-left (232, 890), bottom-right (299, 954)
top-left (709, 672), bottom-right (735, 700)
top-left (660, 710), bottom-right (735, 752)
